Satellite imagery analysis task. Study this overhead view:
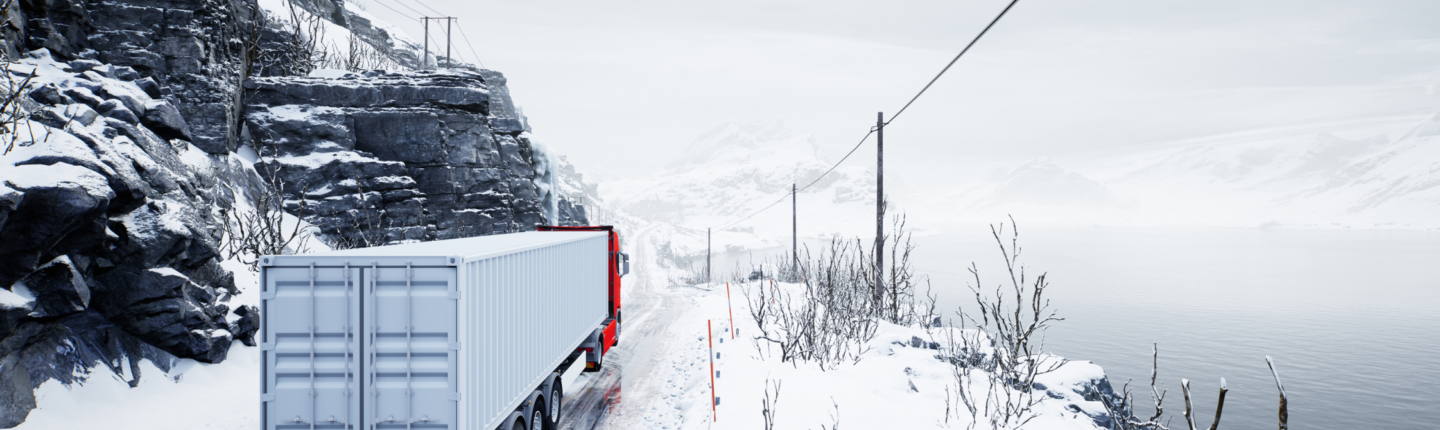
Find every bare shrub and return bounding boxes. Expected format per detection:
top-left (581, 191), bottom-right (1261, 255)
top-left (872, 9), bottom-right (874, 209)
top-left (743, 239), bottom-right (877, 370)
top-left (332, 31), bottom-right (402, 72)
top-left (741, 213), bottom-right (934, 370)
top-left (322, 182), bottom-right (389, 250)
top-left (1, 47), bottom-right (37, 154)
top-left (1101, 344), bottom-right (1171, 430)
top-left (221, 144), bottom-right (311, 271)
top-left (761, 377), bottom-right (781, 430)
top-left (945, 217), bottom-right (1066, 429)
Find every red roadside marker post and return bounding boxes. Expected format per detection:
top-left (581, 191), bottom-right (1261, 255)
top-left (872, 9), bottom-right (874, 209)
top-left (726, 282), bottom-right (735, 339)
top-left (708, 319), bottom-right (717, 421)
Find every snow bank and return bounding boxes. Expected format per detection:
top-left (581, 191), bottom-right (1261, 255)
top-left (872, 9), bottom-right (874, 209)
top-left (631, 276), bottom-right (1114, 429)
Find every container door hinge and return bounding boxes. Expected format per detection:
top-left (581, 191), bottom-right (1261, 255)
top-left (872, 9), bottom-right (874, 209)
top-left (448, 393), bottom-right (461, 401)
top-left (261, 342), bottom-right (276, 351)
top-left (447, 291), bottom-right (461, 300)
top-left (448, 342), bottom-right (461, 351)
top-left (261, 394), bottom-right (276, 402)
top-left (261, 291), bottom-right (276, 300)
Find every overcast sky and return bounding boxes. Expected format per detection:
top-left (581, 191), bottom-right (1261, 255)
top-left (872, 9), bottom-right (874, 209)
top-left (358, 0), bottom-right (1440, 188)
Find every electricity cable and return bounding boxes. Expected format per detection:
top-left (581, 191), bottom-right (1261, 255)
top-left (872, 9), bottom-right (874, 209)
top-left (366, 0), bottom-right (417, 21)
top-left (406, 0), bottom-right (447, 17)
top-left (710, 0), bottom-right (1019, 230)
top-left (385, 0), bottom-right (429, 19)
top-left (716, 129), bottom-right (872, 230)
top-left (392, 0), bottom-right (486, 68)
top-left (455, 25), bottom-right (487, 68)
top-left (885, 0), bottom-right (1018, 126)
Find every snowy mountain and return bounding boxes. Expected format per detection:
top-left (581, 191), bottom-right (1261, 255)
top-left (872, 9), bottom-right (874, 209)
top-left (606, 120), bottom-right (879, 238)
top-left (918, 113), bottom-right (1440, 229)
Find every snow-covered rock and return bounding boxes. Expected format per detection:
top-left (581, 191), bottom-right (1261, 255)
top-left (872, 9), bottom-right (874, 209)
top-left (243, 68), bottom-right (589, 243)
top-left (0, 50), bottom-right (249, 425)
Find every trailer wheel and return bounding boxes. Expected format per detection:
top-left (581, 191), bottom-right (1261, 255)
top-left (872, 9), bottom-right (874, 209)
top-left (545, 379), bottom-right (563, 430)
top-left (504, 411), bottom-right (526, 430)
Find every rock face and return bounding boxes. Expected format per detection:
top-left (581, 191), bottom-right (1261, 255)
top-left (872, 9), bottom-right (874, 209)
top-left (1, 0), bottom-right (595, 427)
top-left (244, 69), bottom-right (588, 243)
top-left (5, 0), bottom-right (260, 155)
top-left (0, 52), bottom-right (249, 426)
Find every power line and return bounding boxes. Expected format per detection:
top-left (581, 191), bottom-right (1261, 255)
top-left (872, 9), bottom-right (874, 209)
top-left (716, 128), bottom-right (873, 230)
top-left (366, 0), bottom-right (417, 21)
top-left (719, 193), bottom-right (792, 230)
top-left (406, 0), bottom-right (446, 16)
top-left (390, 0), bottom-right (485, 68)
top-left (797, 129), bottom-right (874, 193)
top-left (710, 0), bottom-right (1019, 230)
top-left (886, 0), bottom-right (1018, 126)
top-left (455, 25), bottom-right (486, 68)
top-left (385, 0), bottom-right (429, 19)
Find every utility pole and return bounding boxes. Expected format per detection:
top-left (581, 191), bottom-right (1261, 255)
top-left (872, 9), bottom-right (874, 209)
top-left (875, 112), bottom-right (885, 305)
top-left (707, 228), bottom-right (711, 285)
top-left (792, 183), bottom-right (797, 270)
top-left (421, 17), bottom-right (458, 69)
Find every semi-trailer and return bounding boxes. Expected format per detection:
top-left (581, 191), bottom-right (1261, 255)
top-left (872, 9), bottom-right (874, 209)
top-left (259, 226), bottom-right (628, 430)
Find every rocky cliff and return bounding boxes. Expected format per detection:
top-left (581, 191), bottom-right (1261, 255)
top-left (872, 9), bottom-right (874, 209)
top-left (0, 0), bottom-right (590, 426)
top-left (244, 68), bottom-right (588, 244)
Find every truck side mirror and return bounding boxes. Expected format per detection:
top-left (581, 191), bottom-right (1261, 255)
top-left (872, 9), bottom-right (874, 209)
top-left (619, 252), bottom-right (630, 277)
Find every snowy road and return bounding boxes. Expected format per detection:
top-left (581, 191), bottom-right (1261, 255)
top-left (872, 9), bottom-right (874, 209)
top-left (557, 223), bottom-right (699, 429)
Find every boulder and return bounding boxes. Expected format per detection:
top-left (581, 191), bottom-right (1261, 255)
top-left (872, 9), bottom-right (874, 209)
top-left (14, 256), bottom-right (89, 318)
top-left (140, 100), bottom-right (193, 142)
top-left (134, 77), bottom-right (163, 99)
top-left (230, 305), bottom-right (259, 347)
top-left (0, 164), bottom-right (113, 290)
top-left (0, 354), bottom-right (36, 428)
top-left (90, 267), bottom-right (231, 363)
top-left (27, 84), bottom-right (69, 106)
top-left (96, 100), bottom-right (139, 124)
top-left (62, 88), bottom-right (104, 108)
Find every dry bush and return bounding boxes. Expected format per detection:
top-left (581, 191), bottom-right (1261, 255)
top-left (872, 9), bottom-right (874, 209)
top-left (322, 183), bottom-right (390, 250)
top-left (221, 144), bottom-right (311, 271)
top-left (943, 217), bottom-right (1066, 429)
top-left (1, 47), bottom-right (37, 154)
top-left (743, 239), bottom-right (877, 370)
top-left (741, 213), bottom-right (934, 370)
top-left (329, 32), bottom-right (403, 72)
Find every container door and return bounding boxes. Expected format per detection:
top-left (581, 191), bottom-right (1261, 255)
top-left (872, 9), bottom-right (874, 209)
top-left (262, 264), bottom-right (363, 429)
top-left (363, 264), bottom-right (459, 429)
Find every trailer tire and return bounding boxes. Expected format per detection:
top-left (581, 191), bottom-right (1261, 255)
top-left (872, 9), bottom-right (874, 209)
top-left (545, 379), bottom-right (563, 430)
top-left (504, 411), bottom-right (526, 430)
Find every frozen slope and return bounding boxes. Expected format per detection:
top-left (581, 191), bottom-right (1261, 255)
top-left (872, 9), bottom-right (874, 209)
top-left (606, 121), bottom-right (881, 239)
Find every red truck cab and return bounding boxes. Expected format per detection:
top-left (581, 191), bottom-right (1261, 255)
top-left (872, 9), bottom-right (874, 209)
top-left (539, 225), bottom-right (627, 371)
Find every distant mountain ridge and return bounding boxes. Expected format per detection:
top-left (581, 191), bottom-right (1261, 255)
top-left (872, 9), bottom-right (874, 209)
top-left (931, 112), bottom-right (1440, 228)
top-left (606, 120), bottom-right (877, 235)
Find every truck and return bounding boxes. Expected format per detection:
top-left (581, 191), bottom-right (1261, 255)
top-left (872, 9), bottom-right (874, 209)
top-left (258, 226), bottom-right (629, 430)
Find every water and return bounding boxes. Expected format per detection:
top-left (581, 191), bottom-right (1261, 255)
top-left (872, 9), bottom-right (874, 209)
top-left (909, 226), bottom-right (1440, 430)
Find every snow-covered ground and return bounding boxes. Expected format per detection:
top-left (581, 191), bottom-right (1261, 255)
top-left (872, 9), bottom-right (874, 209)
top-left (553, 221), bottom-right (1114, 430)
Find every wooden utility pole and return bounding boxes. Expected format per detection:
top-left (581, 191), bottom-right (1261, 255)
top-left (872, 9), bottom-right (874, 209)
top-left (875, 112), bottom-right (885, 304)
top-left (792, 183), bottom-right (797, 270)
top-left (707, 228), bottom-right (711, 284)
top-left (422, 17), bottom-right (458, 69)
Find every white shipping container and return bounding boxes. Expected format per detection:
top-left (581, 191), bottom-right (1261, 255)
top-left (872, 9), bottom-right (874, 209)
top-left (259, 231), bottom-right (610, 430)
